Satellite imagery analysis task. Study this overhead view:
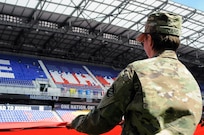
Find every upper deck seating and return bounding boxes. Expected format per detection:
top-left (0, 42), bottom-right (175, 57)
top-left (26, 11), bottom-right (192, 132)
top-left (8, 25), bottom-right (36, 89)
top-left (43, 60), bottom-right (101, 88)
top-left (85, 65), bottom-right (120, 87)
top-left (43, 60), bottom-right (104, 98)
top-left (0, 54), bottom-right (47, 87)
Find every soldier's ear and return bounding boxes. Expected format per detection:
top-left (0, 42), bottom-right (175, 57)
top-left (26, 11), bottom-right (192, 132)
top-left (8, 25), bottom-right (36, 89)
top-left (147, 34), bottom-right (154, 48)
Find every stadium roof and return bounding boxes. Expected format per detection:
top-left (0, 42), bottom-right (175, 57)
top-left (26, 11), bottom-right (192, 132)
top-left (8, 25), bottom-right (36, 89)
top-left (0, 0), bottom-right (203, 82)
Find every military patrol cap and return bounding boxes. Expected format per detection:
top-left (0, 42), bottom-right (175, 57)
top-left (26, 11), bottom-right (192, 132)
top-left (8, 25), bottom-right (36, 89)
top-left (137, 12), bottom-right (182, 42)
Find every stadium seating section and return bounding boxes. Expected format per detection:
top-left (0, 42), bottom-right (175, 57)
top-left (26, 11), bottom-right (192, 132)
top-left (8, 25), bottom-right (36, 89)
top-left (0, 104), bottom-right (90, 123)
top-left (0, 110), bottom-right (59, 122)
top-left (0, 54), bottom-right (46, 87)
top-left (0, 54), bottom-right (121, 98)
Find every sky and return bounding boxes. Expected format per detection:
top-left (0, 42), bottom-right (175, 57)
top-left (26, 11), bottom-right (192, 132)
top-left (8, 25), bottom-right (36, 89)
top-left (172, 0), bottom-right (204, 11)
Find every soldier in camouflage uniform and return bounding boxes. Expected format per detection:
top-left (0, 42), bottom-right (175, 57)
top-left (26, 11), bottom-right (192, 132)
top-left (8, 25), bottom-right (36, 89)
top-left (66, 12), bottom-right (203, 135)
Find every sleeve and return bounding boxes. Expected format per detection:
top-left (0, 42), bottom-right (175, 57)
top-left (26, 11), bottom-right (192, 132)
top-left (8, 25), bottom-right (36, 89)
top-left (69, 64), bottom-right (137, 135)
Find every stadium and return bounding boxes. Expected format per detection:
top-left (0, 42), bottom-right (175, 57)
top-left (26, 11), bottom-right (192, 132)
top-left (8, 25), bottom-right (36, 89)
top-left (0, 0), bottom-right (203, 134)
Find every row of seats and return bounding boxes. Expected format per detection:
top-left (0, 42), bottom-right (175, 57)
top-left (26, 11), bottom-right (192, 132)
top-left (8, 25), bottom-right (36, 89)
top-left (0, 109), bottom-right (91, 123)
top-left (0, 78), bottom-right (34, 87)
top-left (0, 110), bottom-right (60, 122)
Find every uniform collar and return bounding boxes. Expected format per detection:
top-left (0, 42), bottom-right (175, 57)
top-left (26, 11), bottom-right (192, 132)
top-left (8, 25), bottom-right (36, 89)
top-left (156, 50), bottom-right (178, 60)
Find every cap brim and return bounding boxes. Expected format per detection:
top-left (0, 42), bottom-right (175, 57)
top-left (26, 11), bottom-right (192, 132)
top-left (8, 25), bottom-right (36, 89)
top-left (136, 33), bottom-right (145, 42)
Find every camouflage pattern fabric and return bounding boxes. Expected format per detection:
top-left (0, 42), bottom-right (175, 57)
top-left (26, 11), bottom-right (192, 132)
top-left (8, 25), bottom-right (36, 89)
top-left (137, 12), bottom-right (182, 43)
top-left (70, 50), bottom-right (202, 135)
top-left (144, 12), bottom-right (182, 36)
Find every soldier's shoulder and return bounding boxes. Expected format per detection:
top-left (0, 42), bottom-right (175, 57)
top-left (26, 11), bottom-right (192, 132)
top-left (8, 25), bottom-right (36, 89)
top-left (129, 58), bottom-right (156, 68)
